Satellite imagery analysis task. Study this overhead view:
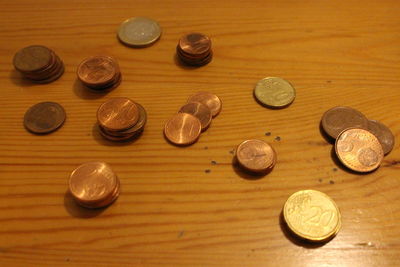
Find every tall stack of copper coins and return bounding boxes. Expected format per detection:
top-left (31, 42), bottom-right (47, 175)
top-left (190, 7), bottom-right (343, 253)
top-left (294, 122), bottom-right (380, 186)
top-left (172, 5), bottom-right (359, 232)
top-left (69, 162), bottom-right (120, 209)
top-left (97, 97), bottom-right (146, 141)
top-left (320, 106), bottom-right (394, 172)
top-left (77, 56), bottom-right (121, 91)
top-left (13, 45), bottom-right (64, 83)
top-left (176, 33), bottom-right (213, 66)
top-left (164, 92), bottom-right (221, 146)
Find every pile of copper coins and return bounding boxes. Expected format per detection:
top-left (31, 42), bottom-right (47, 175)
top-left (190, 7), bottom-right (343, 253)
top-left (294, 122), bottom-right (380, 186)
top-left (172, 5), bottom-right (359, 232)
top-left (77, 56), bottom-right (121, 91)
top-left (164, 92), bottom-right (221, 146)
top-left (321, 106), bottom-right (394, 172)
top-left (176, 33), bottom-right (213, 66)
top-left (13, 45), bottom-right (64, 83)
top-left (97, 97), bottom-right (146, 141)
top-left (235, 139), bottom-right (277, 174)
top-left (69, 162), bottom-right (120, 208)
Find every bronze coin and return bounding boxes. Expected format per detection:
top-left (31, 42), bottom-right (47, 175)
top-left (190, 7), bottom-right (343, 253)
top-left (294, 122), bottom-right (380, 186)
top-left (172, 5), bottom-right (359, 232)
top-left (179, 102), bottom-right (212, 131)
top-left (164, 113), bottom-right (201, 146)
top-left (177, 49), bottom-right (213, 66)
top-left (13, 45), bottom-right (53, 73)
top-left (77, 179), bottom-right (120, 208)
top-left (97, 97), bottom-right (139, 132)
top-left (236, 139), bottom-right (277, 173)
top-left (24, 102), bottom-right (66, 134)
top-left (69, 162), bottom-right (119, 208)
top-left (101, 102), bottom-right (147, 138)
top-left (366, 120), bottom-right (395, 155)
top-left (178, 33), bottom-right (211, 56)
top-left (187, 91), bottom-right (222, 117)
top-left (77, 56), bottom-right (119, 87)
top-left (335, 128), bottom-right (384, 172)
top-left (321, 106), bottom-right (368, 139)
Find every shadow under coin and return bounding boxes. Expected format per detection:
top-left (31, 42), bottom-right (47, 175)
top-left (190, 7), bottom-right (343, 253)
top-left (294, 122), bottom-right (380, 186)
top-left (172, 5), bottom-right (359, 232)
top-left (330, 146), bottom-right (370, 175)
top-left (319, 121), bottom-right (335, 144)
top-left (92, 123), bottom-right (142, 146)
top-left (73, 79), bottom-right (108, 100)
top-left (231, 156), bottom-right (267, 180)
top-left (64, 190), bottom-right (105, 218)
top-left (9, 69), bottom-right (37, 87)
top-left (279, 211), bottom-right (327, 249)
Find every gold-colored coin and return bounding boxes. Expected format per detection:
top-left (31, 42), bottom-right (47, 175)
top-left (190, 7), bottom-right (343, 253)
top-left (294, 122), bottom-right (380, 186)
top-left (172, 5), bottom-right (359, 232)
top-left (283, 190), bottom-right (341, 242)
top-left (254, 77), bottom-right (295, 108)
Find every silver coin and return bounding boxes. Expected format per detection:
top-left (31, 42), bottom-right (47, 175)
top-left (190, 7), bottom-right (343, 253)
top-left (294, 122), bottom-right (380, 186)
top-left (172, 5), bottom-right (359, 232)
top-left (117, 17), bottom-right (161, 47)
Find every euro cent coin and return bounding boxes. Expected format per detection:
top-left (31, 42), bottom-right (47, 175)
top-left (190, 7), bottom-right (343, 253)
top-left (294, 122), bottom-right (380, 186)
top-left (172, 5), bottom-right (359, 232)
top-left (254, 77), bottom-right (296, 108)
top-left (283, 189), bottom-right (341, 242)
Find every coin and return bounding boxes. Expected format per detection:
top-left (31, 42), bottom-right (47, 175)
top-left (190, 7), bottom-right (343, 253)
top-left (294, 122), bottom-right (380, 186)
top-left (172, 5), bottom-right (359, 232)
top-left (69, 162), bottom-right (120, 208)
top-left (23, 102), bottom-right (66, 134)
top-left (176, 33), bottom-right (212, 66)
top-left (164, 113), bottom-right (201, 145)
top-left (117, 17), bottom-right (161, 47)
top-left (97, 97), bottom-right (139, 132)
top-left (283, 190), bottom-right (341, 242)
top-left (179, 102), bottom-right (212, 131)
top-left (235, 139), bottom-right (276, 173)
top-left (335, 128), bottom-right (384, 172)
top-left (13, 46), bottom-right (65, 83)
top-left (98, 102), bottom-right (147, 141)
top-left (187, 91), bottom-right (222, 117)
top-left (179, 33), bottom-right (211, 55)
top-left (366, 120), bottom-right (395, 155)
top-left (13, 45), bottom-right (52, 72)
top-left (77, 56), bottom-right (120, 90)
top-left (254, 77), bottom-right (296, 108)
top-left (321, 106), bottom-right (368, 139)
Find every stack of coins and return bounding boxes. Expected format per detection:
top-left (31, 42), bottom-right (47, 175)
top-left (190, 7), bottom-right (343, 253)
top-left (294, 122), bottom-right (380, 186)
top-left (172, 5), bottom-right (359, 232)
top-left (235, 139), bottom-right (277, 174)
top-left (283, 190), bottom-right (341, 243)
top-left (23, 102), bottom-right (66, 134)
top-left (254, 77), bottom-right (296, 109)
top-left (117, 17), bottom-right (162, 47)
top-left (176, 33), bottom-right (213, 66)
top-left (321, 106), bottom-right (394, 172)
top-left (97, 97), bottom-right (146, 141)
top-left (69, 162), bottom-right (120, 209)
top-left (77, 56), bottom-right (121, 91)
top-left (164, 92), bottom-right (221, 146)
top-left (13, 45), bottom-right (64, 83)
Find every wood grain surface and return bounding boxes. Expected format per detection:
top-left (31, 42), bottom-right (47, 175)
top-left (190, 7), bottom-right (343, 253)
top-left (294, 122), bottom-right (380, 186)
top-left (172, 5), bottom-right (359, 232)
top-left (0, 0), bottom-right (399, 266)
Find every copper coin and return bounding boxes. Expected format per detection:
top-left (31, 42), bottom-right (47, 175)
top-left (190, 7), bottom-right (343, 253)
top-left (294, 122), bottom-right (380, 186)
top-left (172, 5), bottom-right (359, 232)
top-left (79, 179), bottom-right (120, 208)
top-left (77, 56), bottom-right (118, 87)
top-left (69, 162), bottom-right (119, 208)
top-left (24, 102), bottom-right (66, 134)
top-left (21, 51), bottom-right (56, 77)
top-left (97, 97), bottom-right (139, 131)
top-left (179, 102), bottom-right (212, 131)
top-left (177, 49), bottom-right (213, 66)
top-left (187, 91), bottom-right (222, 117)
top-left (335, 128), bottom-right (384, 172)
top-left (366, 120), bottom-right (395, 155)
top-left (13, 45), bottom-right (53, 73)
top-left (321, 106), bottom-right (368, 139)
top-left (178, 33), bottom-right (211, 56)
top-left (164, 113), bottom-right (201, 146)
top-left (101, 102), bottom-right (147, 138)
top-left (236, 139), bottom-right (277, 173)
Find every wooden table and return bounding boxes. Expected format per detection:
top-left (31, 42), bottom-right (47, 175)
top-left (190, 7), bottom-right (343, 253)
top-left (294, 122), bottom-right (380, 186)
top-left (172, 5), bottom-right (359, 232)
top-left (1, 0), bottom-right (399, 266)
